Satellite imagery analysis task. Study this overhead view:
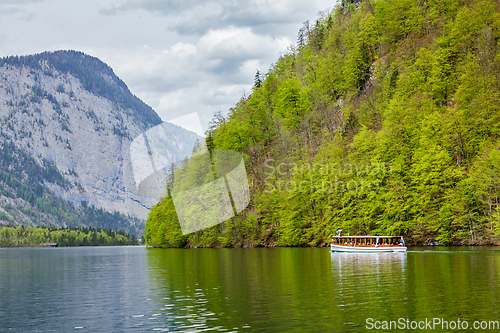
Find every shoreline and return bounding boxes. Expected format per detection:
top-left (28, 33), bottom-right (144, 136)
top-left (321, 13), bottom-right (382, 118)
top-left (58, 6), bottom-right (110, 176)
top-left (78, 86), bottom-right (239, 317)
top-left (0, 244), bottom-right (144, 249)
top-left (145, 243), bottom-right (500, 249)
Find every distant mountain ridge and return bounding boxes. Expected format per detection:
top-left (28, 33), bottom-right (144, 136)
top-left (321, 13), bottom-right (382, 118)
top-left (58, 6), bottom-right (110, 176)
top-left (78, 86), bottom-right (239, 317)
top-left (0, 50), bottom-right (162, 128)
top-left (0, 50), bottom-right (201, 234)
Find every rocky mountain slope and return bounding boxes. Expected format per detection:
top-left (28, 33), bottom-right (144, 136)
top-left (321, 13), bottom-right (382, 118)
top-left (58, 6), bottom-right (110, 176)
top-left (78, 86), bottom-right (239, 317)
top-left (0, 50), bottom-right (201, 234)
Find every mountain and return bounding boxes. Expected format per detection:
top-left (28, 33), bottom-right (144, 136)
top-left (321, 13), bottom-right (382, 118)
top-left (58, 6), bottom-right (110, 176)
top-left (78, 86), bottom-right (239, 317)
top-left (0, 50), bottom-right (201, 234)
top-left (146, 0), bottom-right (500, 246)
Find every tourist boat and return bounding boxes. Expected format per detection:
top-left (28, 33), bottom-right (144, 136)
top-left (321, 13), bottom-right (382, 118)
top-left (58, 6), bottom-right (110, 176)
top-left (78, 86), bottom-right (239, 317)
top-left (330, 230), bottom-right (407, 253)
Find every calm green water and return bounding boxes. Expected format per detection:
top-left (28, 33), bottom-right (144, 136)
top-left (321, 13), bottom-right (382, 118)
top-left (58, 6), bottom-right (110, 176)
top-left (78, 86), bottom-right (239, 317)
top-left (0, 247), bottom-right (499, 332)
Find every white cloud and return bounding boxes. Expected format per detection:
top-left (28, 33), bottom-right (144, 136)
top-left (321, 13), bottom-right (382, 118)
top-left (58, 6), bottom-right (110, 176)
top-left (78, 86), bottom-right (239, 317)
top-left (198, 26), bottom-right (290, 61)
top-left (166, 112), bottom-right (206, 137)
top-left (0, 0), bottom-right (333, 132)
top-left (170, 42), bottom-right (197, 56)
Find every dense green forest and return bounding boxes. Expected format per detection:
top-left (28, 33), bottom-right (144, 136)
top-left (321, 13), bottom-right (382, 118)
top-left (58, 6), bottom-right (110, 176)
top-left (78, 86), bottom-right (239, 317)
top-left (146, 0), bottom-right (500, 247)
top-left (0, 225), bottom-right (139, 247)
top-left (0, 140), bottom-right (144, 235)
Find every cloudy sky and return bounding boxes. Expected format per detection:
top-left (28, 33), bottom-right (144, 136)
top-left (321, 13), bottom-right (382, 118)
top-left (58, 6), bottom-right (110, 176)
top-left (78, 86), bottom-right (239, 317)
top-left (0, 0), bottom-right (334, 135)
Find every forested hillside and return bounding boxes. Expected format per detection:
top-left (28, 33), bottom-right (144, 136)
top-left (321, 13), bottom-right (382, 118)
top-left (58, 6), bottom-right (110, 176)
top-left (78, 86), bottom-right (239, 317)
top-left (0, 225), bottom-right (139, 247)
top-left (146, 0), bottom-right (500, 247)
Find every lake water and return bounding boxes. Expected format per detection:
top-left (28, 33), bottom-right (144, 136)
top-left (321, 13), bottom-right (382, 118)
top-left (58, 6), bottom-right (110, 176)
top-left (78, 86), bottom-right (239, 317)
top-left (1, 246), bottom-right (499, 332)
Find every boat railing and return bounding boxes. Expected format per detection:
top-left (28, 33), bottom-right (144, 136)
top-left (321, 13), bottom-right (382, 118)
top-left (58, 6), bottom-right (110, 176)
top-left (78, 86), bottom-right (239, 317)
top-left (331, 236), bottom-right (405, 247)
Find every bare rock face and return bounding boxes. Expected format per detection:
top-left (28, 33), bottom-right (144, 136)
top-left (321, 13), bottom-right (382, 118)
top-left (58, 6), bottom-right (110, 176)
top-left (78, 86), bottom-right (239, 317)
top-left (0, 51), bottom-right (201, 229)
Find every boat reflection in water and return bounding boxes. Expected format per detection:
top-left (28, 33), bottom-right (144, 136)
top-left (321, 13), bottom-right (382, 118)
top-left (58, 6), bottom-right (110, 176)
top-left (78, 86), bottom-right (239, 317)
top-left (330, 250), bottom-right (408, 318)
top-left (331, 251), bottom-right (407, 277)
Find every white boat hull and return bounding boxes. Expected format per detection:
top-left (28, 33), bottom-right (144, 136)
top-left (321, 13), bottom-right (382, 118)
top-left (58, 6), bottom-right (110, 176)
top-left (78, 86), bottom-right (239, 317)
top-left (330, 244), bottom-right (407, 253)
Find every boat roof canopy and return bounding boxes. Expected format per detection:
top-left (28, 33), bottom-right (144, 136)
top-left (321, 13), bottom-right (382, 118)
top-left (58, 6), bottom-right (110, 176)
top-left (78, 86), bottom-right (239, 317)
top-left (332, 236), bottom-right (403, 238)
